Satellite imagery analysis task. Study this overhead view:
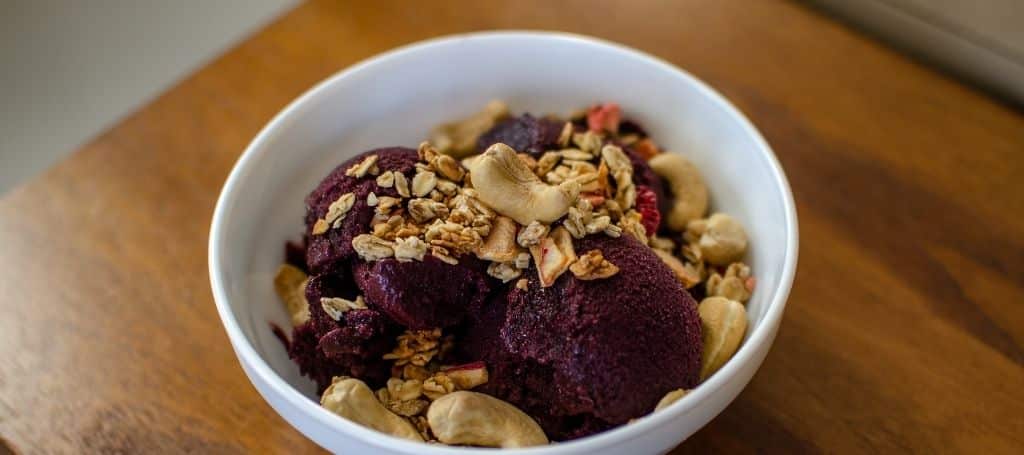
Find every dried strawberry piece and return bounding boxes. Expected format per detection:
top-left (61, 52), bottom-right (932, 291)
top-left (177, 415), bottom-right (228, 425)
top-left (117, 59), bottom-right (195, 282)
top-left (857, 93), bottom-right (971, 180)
top-left (586, 103), bottom-right (621, 134)
top-left (636, 185), bottom-right (661, 234)
top-left (580, 191), bottom-right (606, 207)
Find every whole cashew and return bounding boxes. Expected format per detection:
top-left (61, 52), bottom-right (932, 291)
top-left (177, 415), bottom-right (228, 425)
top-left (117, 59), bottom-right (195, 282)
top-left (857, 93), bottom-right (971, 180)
top-left (470, 143), bottom-right (580, 225)
top-left (273, 264), bottom-right (309, 326)
top-left (427, 391), bottom-right (548, 448)
top-left (320, 377), bottom-right (424, 442)
top-left (691, 213), bottom-right (748, 266)
top-left (698, 297), bottom-right (748, 380)
top-left (648, 153), bottom-right (708, 231)
top-left (654, 388), bottom-right (690, 411)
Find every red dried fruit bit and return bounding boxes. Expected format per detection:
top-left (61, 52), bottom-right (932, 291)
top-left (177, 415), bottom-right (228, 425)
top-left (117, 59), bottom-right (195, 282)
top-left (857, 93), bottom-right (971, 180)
top-left (631, 138), bottom-right (660, 161)
top-left (636, 185), bottom-right (661, 234)
top-left (586, 103), bottom-right (621, 134)
top-left (442, 361), bottom-right (487, 372)
top-left (580, 191), bottom-right (606, 207)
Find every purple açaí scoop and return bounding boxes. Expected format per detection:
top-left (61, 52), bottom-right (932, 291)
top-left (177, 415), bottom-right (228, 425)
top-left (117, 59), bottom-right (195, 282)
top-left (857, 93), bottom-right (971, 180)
top-left (458, 234), bottom-right (702, 440)
top-left (352, 255), bottom-right (492, 330)
top-left (289, 272), bottom-right (400, 392)
top-left (475, 114), bottom-right (565, 156)
top-left (305, 147), bottom-right (420, 274)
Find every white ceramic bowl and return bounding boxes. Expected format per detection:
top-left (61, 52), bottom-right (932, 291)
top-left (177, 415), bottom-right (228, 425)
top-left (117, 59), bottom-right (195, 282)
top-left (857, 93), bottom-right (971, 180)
top-left (209, 31), bottom-right (798, 455)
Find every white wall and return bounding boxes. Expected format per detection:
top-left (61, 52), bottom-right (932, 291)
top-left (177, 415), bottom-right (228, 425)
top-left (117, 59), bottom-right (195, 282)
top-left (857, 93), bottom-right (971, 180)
top-left (0, 0), bottom-right (297, 194)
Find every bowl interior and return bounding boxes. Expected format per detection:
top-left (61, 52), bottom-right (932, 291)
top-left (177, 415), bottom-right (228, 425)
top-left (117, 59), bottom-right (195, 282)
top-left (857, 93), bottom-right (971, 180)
top-left (211, 32), bottom-right (794, 450)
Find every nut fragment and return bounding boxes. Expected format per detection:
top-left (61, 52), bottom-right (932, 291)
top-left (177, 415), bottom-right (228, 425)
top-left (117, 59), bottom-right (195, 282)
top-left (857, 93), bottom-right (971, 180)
top-left (375, 196), bottom-right (401, 214)
top-left (312, 192), bottom-right (356, 234)
top-left (649, 235), bottom-right (675, 252)
top-left (535, 151), bottom-right (562, 177)
top-left (698, 296), bottom-right (748, 380)
top-left (433, 155), bottom-right (466, 182)
top-left (487, 261), bottom-right (522, 282)
top-left (529, 226), bottom-right (576, 287)
top-left (689, 213), bottom-right (748, 265)
top-left (648, 153), bottom-right (708, 230)
top-left (469, 143), bottom-right (580, 225)
top-left (384, 329), bottom-right (442, 366)
top-left (573, 131), bottom-right (603, 154)
top-left (475, 216), bottom-right (519, 262)
top-left (376, 171), bottom-right (395, 188)
top-left (442, 362), bottom-right (489, 390)
top-left (273, 264), bottom-right (310, 326)
top-left (423, 373), bottom-right (456, 400)
top-left (393, 172), bottom-right (411, 198)
top-left (706, 262), bottom-right (753, 302)
top-left (393, 236), bottom-right (428, 262)
top-left (387, 377), bottom-right (425, 402)
top-left (569, 249), bottom-right (619, 280)
top-left (600, 144), bottom-right (632, 175)
top-left (345, 154), bottom-right (379, 178)
top-left (320, 295), bottom-right (367, 321)
top-left (516, 221), bottom-right (549, 248)
top-left (654, 388), bottom-right (689, 411)
top-left (560, 148), bottom-right (594, 161)
top-left (557, 121), bottom-right (573, 148)
top-left (352, 234), bottom-right (394, 261)
top-left (430, 246), bottom-right (458, 265)
top-left (618, 210), bottom-right (647, 244)
top-left (320, 377), bottom-right (424, 442)
top-left (427, 391), bottom-right (548, 448)
top-left (403, 364), bottom-right (432, 381)
top-left (412, 171), bottom-right (437, 197)
top-left (408, 198), bottom-right (449, 223)
top-left (653, 249), bottom-right (702, 289)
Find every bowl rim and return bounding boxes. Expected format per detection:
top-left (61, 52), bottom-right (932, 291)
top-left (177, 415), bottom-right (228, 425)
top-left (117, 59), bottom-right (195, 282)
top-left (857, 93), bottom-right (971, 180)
top-left (209, 30), bottom-right (798, 454)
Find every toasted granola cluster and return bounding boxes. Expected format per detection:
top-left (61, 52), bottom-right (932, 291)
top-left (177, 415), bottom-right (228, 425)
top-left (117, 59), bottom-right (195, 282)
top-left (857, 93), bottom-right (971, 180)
top-left (273, 101), bottom-right (756, 447)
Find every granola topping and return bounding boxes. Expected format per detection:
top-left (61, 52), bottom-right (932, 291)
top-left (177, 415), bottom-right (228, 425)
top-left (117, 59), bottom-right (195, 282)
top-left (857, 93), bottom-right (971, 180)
top-left (279, 101), bottom-right (759, 446)
top-left (352, 234), bottom-right (395, 261)
top-left (516, 221), bottom-right (549, 248)
top-left (312, 192), bottom-right (356, 235)
top-left (412, 170), bottom-right (437, 197)
top-left (320, 295), bottom-right (368, 320)
top-left (393, 236), bottom-right (428, 262)
top-left (383, 328), bottom-right (442, 366)
top-left (345, 154), bottom-right (379, 178)
top-left (569, 250), bottom-right (620, 280)
top-left (393, 171), bottom-right (411, 198)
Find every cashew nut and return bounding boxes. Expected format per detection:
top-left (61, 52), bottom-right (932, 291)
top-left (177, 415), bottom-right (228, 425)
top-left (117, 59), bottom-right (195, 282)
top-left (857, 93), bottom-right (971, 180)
top-left (654, 388), bottom-right (689, 411)
top-left (689, 213), bottom-right (748, 265)
top-left (427, 391), bottom-right (548, 448)
top-left (320, 377), bottom-right (424, 442)
top-left (474, 216), bottom-right (520, 262)
top-left (698, 297), bottom-right (748, 380)
top-left (469, 143), bottom-right (580, 225)
top-left (648, 153), bottom-right (708, 231)
top-left (273, 264), bottom-right (309, 326)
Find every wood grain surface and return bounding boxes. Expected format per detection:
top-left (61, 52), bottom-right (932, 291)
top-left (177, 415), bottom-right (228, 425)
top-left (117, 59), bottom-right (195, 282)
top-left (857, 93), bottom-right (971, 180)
top-left (1, 0), bottom-right (1021, 453)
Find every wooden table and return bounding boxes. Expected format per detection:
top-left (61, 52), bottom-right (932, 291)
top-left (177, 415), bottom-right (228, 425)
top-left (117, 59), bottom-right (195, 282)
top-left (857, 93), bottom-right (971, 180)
top-left (1, 1), bottom-right (1021, 453)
